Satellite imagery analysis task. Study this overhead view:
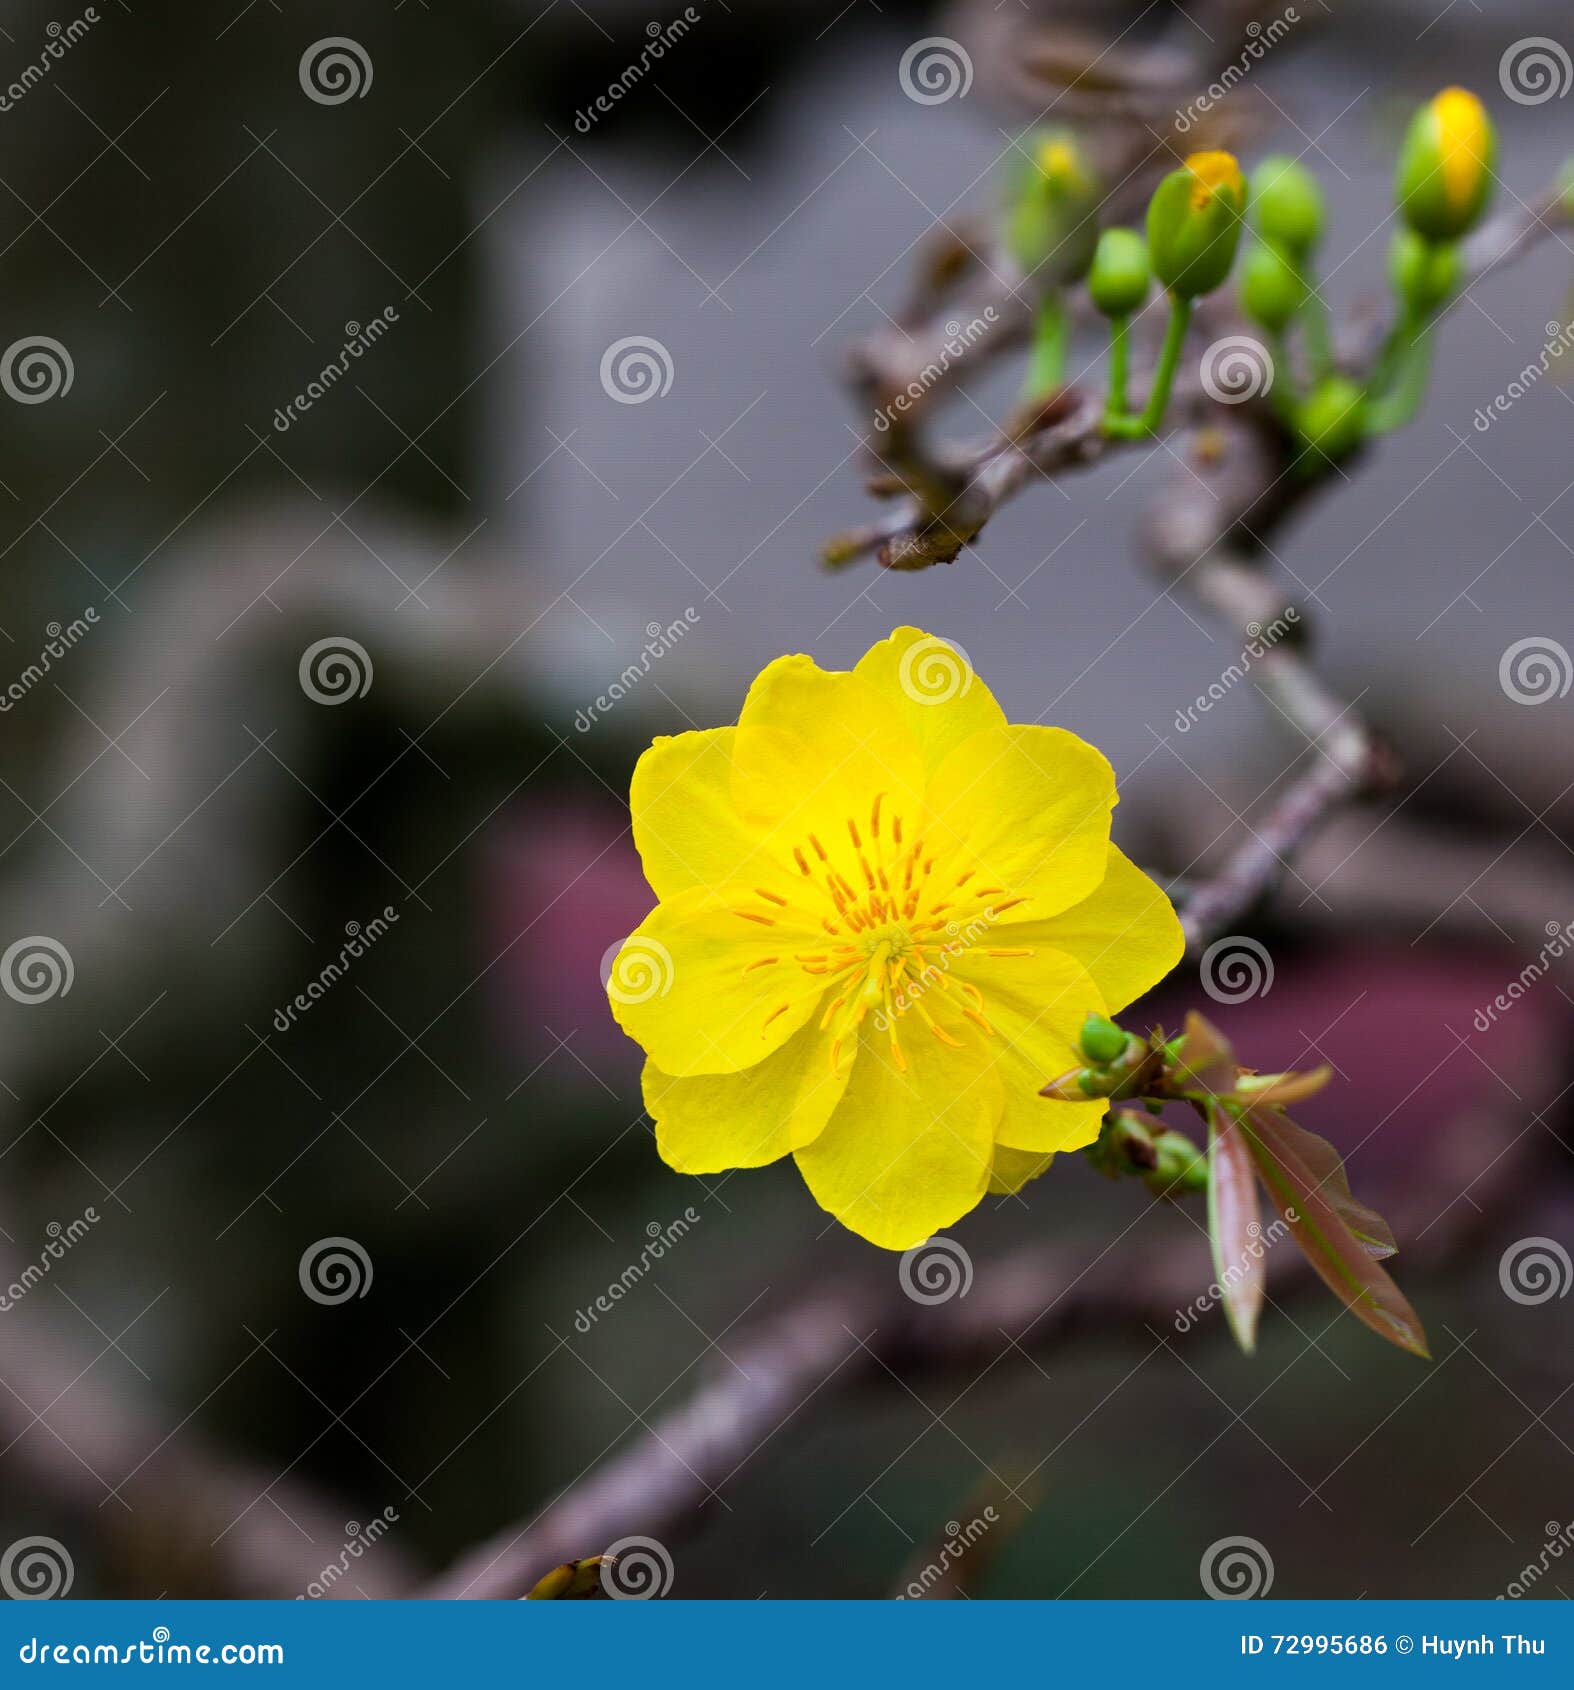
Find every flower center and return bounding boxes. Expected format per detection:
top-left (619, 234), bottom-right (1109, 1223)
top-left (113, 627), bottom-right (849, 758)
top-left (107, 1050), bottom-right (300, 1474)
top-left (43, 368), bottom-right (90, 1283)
top-left (731, 792), bottom-right (1034, 1075)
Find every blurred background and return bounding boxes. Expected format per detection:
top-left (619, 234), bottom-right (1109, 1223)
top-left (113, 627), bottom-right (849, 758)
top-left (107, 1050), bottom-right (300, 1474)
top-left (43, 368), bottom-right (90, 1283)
top-left (1, 0), bottom-right (1572, 1600)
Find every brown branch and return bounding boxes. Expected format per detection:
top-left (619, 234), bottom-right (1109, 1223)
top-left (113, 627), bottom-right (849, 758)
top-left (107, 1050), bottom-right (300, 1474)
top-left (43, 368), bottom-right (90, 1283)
top-left (425, 1079), bottom-right (1548, 1600)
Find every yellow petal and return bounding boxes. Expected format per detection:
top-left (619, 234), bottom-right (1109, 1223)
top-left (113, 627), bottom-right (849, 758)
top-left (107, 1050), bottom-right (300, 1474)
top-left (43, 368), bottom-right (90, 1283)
top-left (1433, 87), bottom-right (1489, 211)
top-left (988, 1145), bottom-right (1057, 1195)
top-left (852, 627), bottom-right (1006, 775)
top-left (1011, 845), bottom-right (1183, 1013)
top-left (793, 1035), bottom-right (1001, 1250)
top-left (644, 1017), bottom-right (853, 1173)
top-left (951, 942), bottom-right (1106, 1153)
top-left (630, 727), bottom-right (787, 902)
top-left (608, 884), bottom-right (825, 1077)
top-left (733, 653), bottom-right (926, 833)
top-left (922, 725), bottom-right (1116, 924)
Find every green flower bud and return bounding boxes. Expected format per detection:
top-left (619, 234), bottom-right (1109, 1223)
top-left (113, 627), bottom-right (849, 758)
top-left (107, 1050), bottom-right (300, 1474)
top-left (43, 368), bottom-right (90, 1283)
top-left (1395, 87), bottom-right (1495, 244)
top-left (1388, 228), bottom-right (1460, 317)
top-left (1144, 1130), bottom-right (1209, 1195)
top-left (1240, 240), bottom-right (1307, 334)
top-left (1087, 227), bottom-right (1151, 317)
top-left (1250, 155), bottom-right (1325, 257)
top-left (1007, 131), bottom-right (1101, 284)
top-left (1146, 150), bottom-right (1247, 299)
top-left (1557, 156), bottom-right (1574, 218)
top-left (1080, 1011), bottom-right (1129, 1065)
top-left (1297, 375), bottom-right (1367, 463)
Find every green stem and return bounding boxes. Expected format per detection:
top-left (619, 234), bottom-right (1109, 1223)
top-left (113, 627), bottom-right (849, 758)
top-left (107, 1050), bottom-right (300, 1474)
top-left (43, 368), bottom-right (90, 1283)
top-left (1102, 314), bottom-right (1132, 429)
top-left (1365, 316), bottom-right (1434, 434)
top-left (1104, 294), bottom-right (1192, 439)
top-left (1266, 330), bottom-right (1301, 428)
top-left (1023, 292), bottom-right (1070, 399)
top-left (1295, 259), bottom-right (1334, 381)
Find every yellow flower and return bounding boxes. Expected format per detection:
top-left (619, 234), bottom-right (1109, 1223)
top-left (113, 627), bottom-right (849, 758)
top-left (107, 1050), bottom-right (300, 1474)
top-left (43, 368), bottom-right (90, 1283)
top-left (607, 628), bottom-right (1183, 1249)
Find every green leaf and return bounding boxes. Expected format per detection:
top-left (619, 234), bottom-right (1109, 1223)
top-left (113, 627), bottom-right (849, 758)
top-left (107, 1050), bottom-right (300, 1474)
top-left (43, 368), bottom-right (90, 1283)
top-left (1237, 1105), bottom-right (1429, 1360)
top-left (1207, 1102), bottom-right (1266, 1354)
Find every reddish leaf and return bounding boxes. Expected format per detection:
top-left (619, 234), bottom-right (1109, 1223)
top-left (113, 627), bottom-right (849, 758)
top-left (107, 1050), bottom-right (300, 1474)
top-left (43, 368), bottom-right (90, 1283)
top-left (1177, 1010), bottom-right (1239, 1095)
top-left (1236, 1066), bottom-right (1333, 1107)
top-left (1206, 1102), bottom-right (1266, 1354)
top-left (1254, 1111), bottom-right (1397, 1260)
top-left (1238, 1105), bottom-right (1429, 1359)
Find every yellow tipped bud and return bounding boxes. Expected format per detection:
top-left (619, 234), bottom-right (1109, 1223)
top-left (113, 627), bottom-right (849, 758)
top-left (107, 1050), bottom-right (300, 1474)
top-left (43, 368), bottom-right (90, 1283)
top-left (1146, 151), bottom-right (1247, 298)
top-left (1395, 87), bottom-right (1495, 243)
